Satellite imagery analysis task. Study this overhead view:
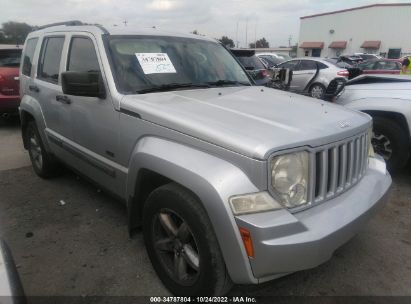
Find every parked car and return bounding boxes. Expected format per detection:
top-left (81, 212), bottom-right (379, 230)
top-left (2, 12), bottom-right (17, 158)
top-left (277, 57), bottom-right (348, 99)
top-left (0, 47), bottom-right (22, 115)
top-left (256, 53), bottom-right (290, 68)
top-left (357, 59), bottom-right (402, 75)
top-left (354, 53), bottom-right (382, 61)
top-left (230, 49), bottom-right (271, 85)
top-left (337, 55), bottom-right (364, 66)
top-left (0, 239), bottom-right (25, 302)
top-left (335, 75), bottom-right (411, 172)
top-left (20, 21), bottom-right (391, 296)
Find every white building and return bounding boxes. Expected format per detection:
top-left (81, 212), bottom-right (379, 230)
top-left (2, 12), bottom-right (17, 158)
top-left (298, 3), bottom-right (411, 58)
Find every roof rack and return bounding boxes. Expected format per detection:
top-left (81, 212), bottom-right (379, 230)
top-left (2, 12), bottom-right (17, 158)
top-left (35, 20), bottom-right (109, 34)
top-left (37, 20), bottom-right (84, 30)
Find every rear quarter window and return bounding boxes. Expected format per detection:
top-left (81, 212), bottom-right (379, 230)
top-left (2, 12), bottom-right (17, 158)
top-left (22, 38), bottom-right (38, 76)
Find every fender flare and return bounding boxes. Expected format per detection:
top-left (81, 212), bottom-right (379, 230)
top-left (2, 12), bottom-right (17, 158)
top-left (343, 97), bottom-right (411, 137)
top-left (126, 136), bottom-right (260, 284)
top-left (19, 95), bottom-right (51, 152)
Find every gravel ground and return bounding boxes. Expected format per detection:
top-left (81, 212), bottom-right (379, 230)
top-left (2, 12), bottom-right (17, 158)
top-left (0, 118), bottom-right (410, 297)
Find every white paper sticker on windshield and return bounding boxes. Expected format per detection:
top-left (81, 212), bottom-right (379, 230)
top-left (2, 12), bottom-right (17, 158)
top-left (135, 53), bottom-right (177, 74)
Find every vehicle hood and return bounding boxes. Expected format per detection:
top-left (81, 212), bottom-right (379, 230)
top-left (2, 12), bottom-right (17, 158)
top-left (336, 77), bottom-right (411, 106)
top-left (121, 87), bottom-right (371, 159)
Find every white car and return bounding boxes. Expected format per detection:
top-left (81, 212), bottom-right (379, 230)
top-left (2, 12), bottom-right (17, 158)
top-left (256, 52), bottom-right (291, 68)
top-left (336, 75), bottom-right (411, 172)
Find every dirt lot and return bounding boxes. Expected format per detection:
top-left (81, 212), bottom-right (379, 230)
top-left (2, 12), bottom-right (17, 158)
top-left (0, 117), bottom-right (410, 296)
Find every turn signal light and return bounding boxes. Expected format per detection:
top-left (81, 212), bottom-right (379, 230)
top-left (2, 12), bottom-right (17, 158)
top-left (239, 227), bottom-right (254, 258)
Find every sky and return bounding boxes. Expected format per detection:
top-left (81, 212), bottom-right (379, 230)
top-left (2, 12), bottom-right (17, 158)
top-left (1, 0), bottom-right (410, 47)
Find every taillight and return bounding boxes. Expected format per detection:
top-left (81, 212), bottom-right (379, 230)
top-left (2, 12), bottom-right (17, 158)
top-left (261, 70), bottom-right (269, 77)
top-left (337, 70), bottom-right (349, 77)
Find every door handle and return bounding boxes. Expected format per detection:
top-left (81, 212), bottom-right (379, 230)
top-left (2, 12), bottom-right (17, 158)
top-left (56, 95), bottom-right (71, 104)
top-left (29, 85), bottom-right (40, 93)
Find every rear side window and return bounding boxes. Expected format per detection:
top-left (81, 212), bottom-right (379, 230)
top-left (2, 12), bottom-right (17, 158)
top-left (0, 49), bottom-right (22, 68)
top-left (299, 60), bottom-right (317, 71)
top-left (67, 37), bottom-right (100, 72)
top-left (22, 38), bottom-right (38, 76)
top-left (38, 37), bottom-right (65, 84)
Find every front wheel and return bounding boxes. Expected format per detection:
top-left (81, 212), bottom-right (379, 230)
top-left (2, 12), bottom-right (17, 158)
top-left (143, 183), bottom-right (232, 296)
top-left (372, 117), bottom-right (410, 173)
top-left (309, 83), bottom-right (326, 99)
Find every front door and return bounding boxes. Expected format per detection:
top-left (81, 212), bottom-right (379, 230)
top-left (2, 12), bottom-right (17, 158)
top-left (62, 33), bottom-right (121, 195)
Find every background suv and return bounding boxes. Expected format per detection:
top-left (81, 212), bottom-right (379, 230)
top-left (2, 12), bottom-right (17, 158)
top-left (0, 46), bottom-right (22, 115)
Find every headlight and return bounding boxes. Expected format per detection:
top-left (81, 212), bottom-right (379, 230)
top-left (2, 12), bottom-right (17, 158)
top-left (271, 151), bottom-right (309, 208)
top-left (229, 192), bottom-right (282, 215)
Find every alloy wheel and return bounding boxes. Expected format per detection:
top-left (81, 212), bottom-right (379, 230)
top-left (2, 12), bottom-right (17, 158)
top-left (29, 129), bottom-right (43, 170)
top-left (311, 85), bottom-right (324, 99)
top-left (372, 131), bottom-right (392, 160)
top-left (152, 209), bottom-right (200, 286)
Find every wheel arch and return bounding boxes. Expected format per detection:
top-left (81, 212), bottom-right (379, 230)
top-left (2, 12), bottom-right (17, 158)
top-left (363, 110), bottom-right (411, 143)
top-left (125, 136), bottom-right (259, 284)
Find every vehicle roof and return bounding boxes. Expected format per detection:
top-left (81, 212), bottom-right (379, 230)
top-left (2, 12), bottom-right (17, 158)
top-left (28, 23), bottom-right (216, 42)
top-left (283, 57), bottom-right (334, 64)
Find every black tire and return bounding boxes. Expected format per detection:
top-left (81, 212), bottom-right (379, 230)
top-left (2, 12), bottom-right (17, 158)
top-left (372, 117), bottom-right (410, 173)
top-left (24, 120), bottom-right (61, 178)
top-left (143, 183), bottom-right (232, 296)
top-left (309, 83), bottom-right (326, 99)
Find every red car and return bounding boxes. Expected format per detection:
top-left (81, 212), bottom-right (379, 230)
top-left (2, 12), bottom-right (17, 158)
top-left (358, 59), bottom-right (402, 75)
top-left (0, 47), bottom-right (22, 115)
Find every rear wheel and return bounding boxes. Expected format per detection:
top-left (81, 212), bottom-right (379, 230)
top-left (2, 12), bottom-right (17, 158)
top-left (143, 183), bottom-right (232, 295)
top-left (309, 83), bottom-right (326, 99)
top-left (25, 120), bottom-right (61, 178)
top-left (372, 117), bottom-right (410, 173)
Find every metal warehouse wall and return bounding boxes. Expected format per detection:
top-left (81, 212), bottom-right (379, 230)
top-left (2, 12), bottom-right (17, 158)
top-left (298, 5), bottom-right (411, 58)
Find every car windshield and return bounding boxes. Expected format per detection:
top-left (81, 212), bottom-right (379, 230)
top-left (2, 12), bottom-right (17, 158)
top-left (106, 36), bottom-right (251, 94)
top-left (0, 49), bottom-right (22, 67)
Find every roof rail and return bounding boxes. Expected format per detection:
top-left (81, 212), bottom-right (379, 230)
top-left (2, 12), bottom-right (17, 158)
top-left (37, 20), bottom-right (84, 30)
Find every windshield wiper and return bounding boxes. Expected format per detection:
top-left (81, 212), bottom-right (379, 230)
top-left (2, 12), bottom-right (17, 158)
top-left (136, 83), bottom-right (210, 94)
top-left (207, 80), bottom-right (251, 87)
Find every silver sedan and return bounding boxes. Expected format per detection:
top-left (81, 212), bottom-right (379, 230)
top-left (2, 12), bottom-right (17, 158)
top-left (277, 57), bottom-right (349, 99)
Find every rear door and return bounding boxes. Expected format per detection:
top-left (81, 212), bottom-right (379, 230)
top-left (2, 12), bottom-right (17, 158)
top-left (291, 60), bottom-right (317, 92)
top-left (34, 36), bottom-right (72, 140)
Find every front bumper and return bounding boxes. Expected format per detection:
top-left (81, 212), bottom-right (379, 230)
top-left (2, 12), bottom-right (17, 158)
top-left (235, 156), bottom-right (391, 283)
top-left (0, 95), bottom-right (20, 113)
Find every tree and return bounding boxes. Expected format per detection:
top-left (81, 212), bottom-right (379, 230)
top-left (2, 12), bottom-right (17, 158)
top-left (0, 21), bottom-right (33, 45)
top-left (249, 37), bottom-right (269, 49)
top-left (218, 36), bottom-right (235, 48)
top-left (191, 29), bottom-right (200, 35)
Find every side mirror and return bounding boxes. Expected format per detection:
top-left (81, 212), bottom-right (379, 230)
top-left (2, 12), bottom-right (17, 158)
top-left (61, 71), bottom-right (106, 98)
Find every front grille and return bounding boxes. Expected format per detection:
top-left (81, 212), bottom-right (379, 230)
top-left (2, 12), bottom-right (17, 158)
top-left (309, 131), bottom-right (369, 205)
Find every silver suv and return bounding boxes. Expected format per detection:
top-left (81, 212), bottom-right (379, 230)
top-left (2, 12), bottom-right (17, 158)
top-left (19, 22), bottom-right (391, 296)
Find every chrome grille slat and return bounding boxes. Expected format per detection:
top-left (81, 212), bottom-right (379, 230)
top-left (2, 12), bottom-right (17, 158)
top-left (329, 147), bottom-right (338, 195)
top-left (318, 150), bottom-right (328, 200)
top-left (338, 144), bottom-right (347, 192)
top-left (311, 130), bottom-right (369, 205)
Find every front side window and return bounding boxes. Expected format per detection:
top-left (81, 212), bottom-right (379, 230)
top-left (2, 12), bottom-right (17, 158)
top-left (67, 37), bottom-right (100, 72)
top-left (106, 36), bottom-right (250, 94)
top-left (279, 60), bottom-right (299, 70)
top-left (22, 38), bottom-right (38, 76)
top-left (38, 37), bottom-right (65, 84)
